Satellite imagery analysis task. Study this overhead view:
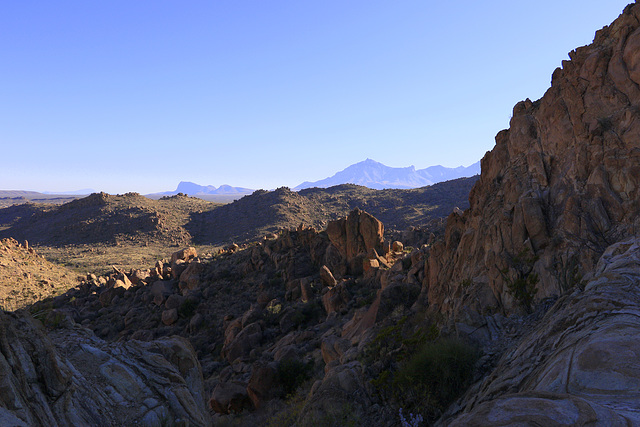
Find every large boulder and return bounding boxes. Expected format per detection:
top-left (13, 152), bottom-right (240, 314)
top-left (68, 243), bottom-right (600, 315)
top-left (326, 209), bottom-right (385, 274)
top-left (247, 362), bottom-right (280, 409)
top-left (209, 382), bottom-right (252, 414)
top-left (222, 322), bottom-right (263, 363)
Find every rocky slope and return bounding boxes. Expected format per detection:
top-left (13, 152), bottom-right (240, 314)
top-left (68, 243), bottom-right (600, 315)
top-left (0, 192), bottom-right (212, 247)
top-left (190, 177), bottom-right (477, 245)
top-left (0, 309), bottom-right (210, 426)
top-left (0, 238), bottom-right (79, 311)
top-left (443, 238), bottom-right (640, 425)
top-left (423, 1), bottom-right (640, 322)
top-left (21, 210), bottom-right (413, 425)
top-left (1, 3), bottom-right (639, 426)
top-left (0, 179), bottom-right (475, 249)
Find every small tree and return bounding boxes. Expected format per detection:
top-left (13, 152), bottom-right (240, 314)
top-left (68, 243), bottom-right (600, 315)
top-left (499, 248), bottom-right (539, 313)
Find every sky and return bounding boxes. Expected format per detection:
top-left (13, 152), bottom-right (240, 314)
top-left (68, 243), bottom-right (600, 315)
top-left (0, 1), bottom-right (634, 194)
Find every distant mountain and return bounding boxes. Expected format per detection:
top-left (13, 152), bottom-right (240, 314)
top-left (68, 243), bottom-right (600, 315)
top-left (42, 189), bottom-right (96, 195)
top-left (294, 159), bottom-right (480, 190)
top-left (150, 181), bottom-right (254, 197)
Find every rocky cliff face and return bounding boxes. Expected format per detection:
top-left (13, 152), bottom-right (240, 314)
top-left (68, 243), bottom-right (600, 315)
top-left (424, 2), bottom-right (640, 321)
top-left (0, 310), bottom-right (210, 426)
top-left (443, 237), bottom-right (640, 425)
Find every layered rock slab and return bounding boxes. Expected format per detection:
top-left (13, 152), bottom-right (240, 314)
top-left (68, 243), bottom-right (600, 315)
top-left (443, 238), bottom-right (640, 425)
top-left (0, 310), bottom-right (210, 426)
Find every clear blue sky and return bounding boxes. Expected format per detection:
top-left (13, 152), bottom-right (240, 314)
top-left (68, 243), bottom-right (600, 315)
top-left (1, 1), bottom-right (633, 194)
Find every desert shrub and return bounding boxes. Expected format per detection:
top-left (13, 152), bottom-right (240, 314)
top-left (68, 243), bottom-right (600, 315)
top-left (372, 337), bottom-right (478, 423)
top-left (500, 248), bottom-right (539, 313)
top-left (360, 317), bottom-right (437, 367)
top-left (178, 299), bottom-right (197, 318)
top-left (265, 392), bottom-right (306, 427)
top-left (459, 278), bottom-right (472, 289)
top-left (395, 338), bottom-right (478, 410)
top-left (356, 288), bottom-right (377, 307)
top-left (313, 403), bottom-right (360, 427)
top-left (277, 358), bottom-right (313, 397)
top-left (291, 301), bottom-right (323, 327)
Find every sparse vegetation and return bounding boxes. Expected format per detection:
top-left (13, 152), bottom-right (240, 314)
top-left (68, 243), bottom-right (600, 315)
top-left (277, 359), bottom-right (314, 397)
top-left (178, 299), bottom-right (197, 318)
top-left (371, 336), bottom-right (479, 424)
top-left (554, 252), bottom-right (585, 294)
top-left (499, 248), bottom-right (539, 313)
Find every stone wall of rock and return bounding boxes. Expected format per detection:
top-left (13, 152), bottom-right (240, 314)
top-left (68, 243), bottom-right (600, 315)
top-left (424, 3), bottom-right (640, 319)
top-left (0, 309), bottom-right (210, 426)
top-left (440, 237), bottom-right (640, 425)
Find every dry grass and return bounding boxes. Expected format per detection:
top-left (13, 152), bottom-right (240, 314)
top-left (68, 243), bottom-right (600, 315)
top-left (0, 238), bottom-right (79, 311)
top-left (36, 242), bottom-right (222, 276)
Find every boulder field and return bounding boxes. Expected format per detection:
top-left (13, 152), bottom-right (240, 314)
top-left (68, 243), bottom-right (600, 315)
top-left (2, 2), bottom-right (640, 426)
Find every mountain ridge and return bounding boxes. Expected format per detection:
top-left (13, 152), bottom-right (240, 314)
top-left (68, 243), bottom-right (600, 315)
top-left (149, 181), bottom-right (255, 197)
top-left (294, 158), bottom-right (480, 190)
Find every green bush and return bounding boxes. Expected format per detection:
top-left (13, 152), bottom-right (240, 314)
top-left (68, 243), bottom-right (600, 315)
top-left (395, 338), bottom-right (478, 409)
top-left (178, 299), bottom-right (197, 318)
top-left (371, 337), bottom-right (479, 423)
top-left (277, 359), bottom-right (313, 397)
top-left (291, 301), bottom-right (323, 328)
top-left (360, 317), bottom-right (437, 367)
top-left (500, 248), bottom-right (539, 313)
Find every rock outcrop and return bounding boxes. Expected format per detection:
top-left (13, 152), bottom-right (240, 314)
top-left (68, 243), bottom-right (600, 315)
top-left (442, 237), bottom-right (640, 425)
top-left (424, 2), bottom-right (640, 321)
top-left (0, 309), bottom-right (210, 426)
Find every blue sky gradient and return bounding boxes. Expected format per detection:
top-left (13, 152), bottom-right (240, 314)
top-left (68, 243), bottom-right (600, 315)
top-left (1, 1), bottom-right (633, 193)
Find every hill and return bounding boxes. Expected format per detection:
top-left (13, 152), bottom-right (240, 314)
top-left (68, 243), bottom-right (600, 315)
top-left (148, 181), bottom-right (254, 198)
top-left (0, 238), bottom-right (79, 310)
top-left (294, 158), bottom-right (480, 190)
top-left (188, 176), bottom-right (478, 245)
top-left (0, 177), bottom-right (477, 250)
top-left (0, 192), bottom-right (220, 247)
top-left (0, 190), bottom-right (81, 208)
top-left (1, 4), bottom-right (640, 425)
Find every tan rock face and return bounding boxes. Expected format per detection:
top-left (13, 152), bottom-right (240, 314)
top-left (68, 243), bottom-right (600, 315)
top-left (319, 265), bottom-right (337, 288)
top-left (326, 208), bottom-right (385, 275)
top-left (424, 3), bottom-right (640, 317)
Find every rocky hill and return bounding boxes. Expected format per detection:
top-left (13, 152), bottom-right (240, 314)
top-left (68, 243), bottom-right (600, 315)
top-left (0, 177), bottom-right (476, 249)
top-left (0, 238), bottom-right (79, 311)
top-left (1, 3), bottom-right (639, 426)
top-left (422, 0), bottom-right (640, 321)
top-left (0, 192), bottom-right (218, 247)
top-left (189, 177), bottom-right (477, 245)
top-left (425, 2), bottom-right (640, 423)
top-left (0, 190), bottom-right (81, 208)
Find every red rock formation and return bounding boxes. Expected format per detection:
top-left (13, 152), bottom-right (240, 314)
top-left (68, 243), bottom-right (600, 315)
top-left (326, 208), bottom-right (386, 275)
top-left (424, 3), bottom-right (640, 318)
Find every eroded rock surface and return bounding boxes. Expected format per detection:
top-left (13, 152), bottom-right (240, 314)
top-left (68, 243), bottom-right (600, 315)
top-left (0, 310), bottom-right (210, 426)
top-left (423, 2), bottom-right (640, 320)
top-left (442, 238), bottom-right (640, 425)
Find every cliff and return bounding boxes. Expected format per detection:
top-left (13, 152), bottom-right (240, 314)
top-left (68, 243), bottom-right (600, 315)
top-left (424, 2), bottom-right (640, 321)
